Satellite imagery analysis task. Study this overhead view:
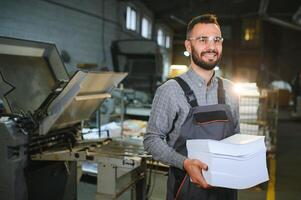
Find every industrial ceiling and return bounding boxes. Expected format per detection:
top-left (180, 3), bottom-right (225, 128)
top-left (140, 0), bottom-right (301, 39)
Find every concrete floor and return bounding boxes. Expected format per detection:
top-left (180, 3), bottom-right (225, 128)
top-left (78, 171), bottom-right (268, 200)
top-left (275, 119), bottom-right (301, 200)
top-left (78, 111), bottom-right (301, 200)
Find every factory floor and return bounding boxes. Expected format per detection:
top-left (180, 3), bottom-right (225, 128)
top-left (78, 108), bottom-right (301, 200)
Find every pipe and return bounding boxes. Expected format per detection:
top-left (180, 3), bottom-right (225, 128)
top-left (263, 16), bottom-right (301, 31)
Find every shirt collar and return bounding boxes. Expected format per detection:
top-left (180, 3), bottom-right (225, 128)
top-left (186, 67), bottom-right (218, 87)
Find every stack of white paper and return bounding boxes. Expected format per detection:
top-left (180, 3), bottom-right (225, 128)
top-left (236, 82), bottom-right (260, 123)
top-left (240, 123), bottom-right (263, 135)
top-left (187, 134), bottom-right (269, 189)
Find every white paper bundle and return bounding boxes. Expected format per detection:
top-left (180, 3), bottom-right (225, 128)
top-left (239, 97), bottom-right (260, 106)
top-left (187, 134), bottom-right (269, 189)
top-left (239, 105), bottom-right (258, 114)
top-left (240, 123), bottom-right (263, 135)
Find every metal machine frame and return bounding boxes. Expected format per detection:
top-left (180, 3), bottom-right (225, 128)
top-left (0, 36), bottom-right (148, 200)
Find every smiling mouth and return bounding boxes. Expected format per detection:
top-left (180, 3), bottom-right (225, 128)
top-left (202, 52), bottom-right (217, 60)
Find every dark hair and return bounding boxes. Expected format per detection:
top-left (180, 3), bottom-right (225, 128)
top-left (186, 14), bottom-right (220, 39)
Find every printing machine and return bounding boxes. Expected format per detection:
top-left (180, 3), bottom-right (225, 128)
top-left (111, 40), bottom-right (163, 120)
top-left (0, 37), bottom-right (148, 200)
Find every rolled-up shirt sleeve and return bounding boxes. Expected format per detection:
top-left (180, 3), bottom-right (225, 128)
top-left (143, 82), bottom-right (186, 169)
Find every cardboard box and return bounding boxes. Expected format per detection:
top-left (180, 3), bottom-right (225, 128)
top-left (277, 89), bottom-right (291, 106)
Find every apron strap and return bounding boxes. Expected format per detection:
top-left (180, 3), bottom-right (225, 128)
top-left (174, 76), bottom-right (226, 106)
top-left (217, 77), bottom-right (226, 104)
top-left (173, 77), bottom-right (198, 107)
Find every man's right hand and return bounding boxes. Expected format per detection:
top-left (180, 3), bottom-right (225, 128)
top-left (183, 159), bottom-right (211, 189)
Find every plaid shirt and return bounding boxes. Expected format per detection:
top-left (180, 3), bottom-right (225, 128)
top-left (144, 68), bottom-right (240, 169)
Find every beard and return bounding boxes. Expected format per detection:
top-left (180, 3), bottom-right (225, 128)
top-left (191, 47), bottom-right (222, 70)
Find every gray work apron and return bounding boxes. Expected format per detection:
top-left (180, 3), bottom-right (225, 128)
top-left (166, 77), bottom-right (237, 200)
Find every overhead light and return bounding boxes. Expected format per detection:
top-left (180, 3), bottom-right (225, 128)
top-left (234, 82), bottom-right (260, 96)
top-left (183, 51), bottom-right (190, 57)
top-left (168, 65), bottom-right (188, 78)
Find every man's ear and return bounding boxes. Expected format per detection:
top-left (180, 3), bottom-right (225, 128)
top-left (184, 40), bottom-right (191, 54)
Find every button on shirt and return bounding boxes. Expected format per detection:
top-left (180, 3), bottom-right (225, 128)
top-left (144, 68), bottom-right (240, 169)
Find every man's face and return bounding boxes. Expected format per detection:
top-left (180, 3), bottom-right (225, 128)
top-left (185, 23), bottom-right (223, 70)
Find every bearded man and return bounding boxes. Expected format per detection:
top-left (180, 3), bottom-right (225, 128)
top-left (144, 14), bottom-right (240, 200)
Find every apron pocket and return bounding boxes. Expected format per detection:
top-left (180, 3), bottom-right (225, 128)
top-left (194, 110), bottom-right (228, 125)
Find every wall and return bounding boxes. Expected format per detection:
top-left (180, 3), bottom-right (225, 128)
top-left (274, 25), bottom-right (301, 82)
top-left (0, 0), bottom-right (157, 75)
top-left (231, 17), bottom-right (301, 85)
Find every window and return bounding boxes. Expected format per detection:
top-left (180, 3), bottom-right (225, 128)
top-left (165, 35), bottom-right (171, 48)
top-left (157, 28), bottom-right (164, 46)
top-left (141, 17), bottom-right (152, 39)
top-left (126, 6), bottom-right (137, 31)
